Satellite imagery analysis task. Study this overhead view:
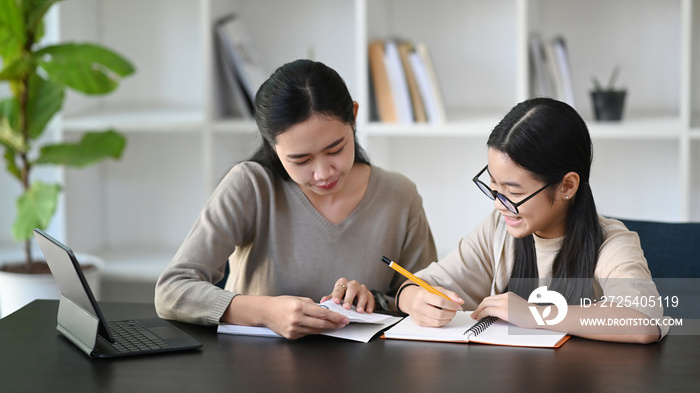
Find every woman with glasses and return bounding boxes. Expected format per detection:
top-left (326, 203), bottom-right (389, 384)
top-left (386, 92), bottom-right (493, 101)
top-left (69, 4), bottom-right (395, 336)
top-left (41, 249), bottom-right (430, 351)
top-left (395, 97), bottom-right (666, 343)
top-left (155, 60), bottom-right (436, 339)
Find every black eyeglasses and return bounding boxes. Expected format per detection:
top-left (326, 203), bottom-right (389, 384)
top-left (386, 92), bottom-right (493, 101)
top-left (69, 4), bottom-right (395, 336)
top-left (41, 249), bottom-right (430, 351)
top-left (472, 165), bottom-right (555, 215)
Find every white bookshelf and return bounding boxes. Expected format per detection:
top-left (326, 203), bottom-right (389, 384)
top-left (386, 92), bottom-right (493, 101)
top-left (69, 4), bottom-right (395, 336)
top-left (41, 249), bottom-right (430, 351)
top-left (1, 0), bottom-right (698, 302)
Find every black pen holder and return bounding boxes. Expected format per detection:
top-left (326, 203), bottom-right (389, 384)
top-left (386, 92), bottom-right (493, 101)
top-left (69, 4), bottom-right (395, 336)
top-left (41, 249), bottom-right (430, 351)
top-left (590, 90), bottom-right (627, 121)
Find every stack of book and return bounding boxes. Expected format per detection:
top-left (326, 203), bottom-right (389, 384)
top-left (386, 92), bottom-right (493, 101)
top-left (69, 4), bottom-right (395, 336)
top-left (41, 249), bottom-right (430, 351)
top-left (368, 40), bottom-right (446, 125)
top-left (529, 33), bottom-right (575, 107)
top-left (215, 14), bottom-right (269, 119)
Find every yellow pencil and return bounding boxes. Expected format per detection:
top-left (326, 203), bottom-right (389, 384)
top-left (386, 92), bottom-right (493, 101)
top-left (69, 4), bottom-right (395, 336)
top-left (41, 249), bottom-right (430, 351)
top-left (381, 256), bottom-right (454, 302)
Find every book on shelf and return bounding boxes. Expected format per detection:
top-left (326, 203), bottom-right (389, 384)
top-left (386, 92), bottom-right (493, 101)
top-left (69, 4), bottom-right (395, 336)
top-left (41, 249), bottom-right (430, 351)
top-left (531, 33), bottom-right (575, 108)
top-left (551, 36), bottom-right (575, 107)
top-left (215, 14), bottom-right (269, 116)
top-left (382, 312), bottom-right (570, 348)
top-left (397, 41), bottom-right (427, 123)
top-left (368, 40), bottom-right (398, 123)
top-left (214, 23), bottom-right (253, 119)
top-left (384, 40), bottom-right (414, 124)
top-left (528, 32), bottom-right (553, 98)
top-left (368, 39), bottom-right (446, 125)
top-left (217, 300), bottom-right (403, 343)
top-left (412, 43), bottom-right (446, 124)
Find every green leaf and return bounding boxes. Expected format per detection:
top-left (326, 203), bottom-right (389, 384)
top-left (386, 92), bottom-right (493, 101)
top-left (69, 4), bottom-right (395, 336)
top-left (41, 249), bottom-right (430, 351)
top-left (591, 76), bottom-right (603, 92)
top-left (0, 97), bottom-right (19, 130)
top-left (36, 43), bottom-right (136, 95)
top-left (0, 116), bottom-right (25, 153)
top-left (2, 146), bottom-right (21, 180)
top-left (0, 0), bottom-right (25, 59)
top-left (607, 66), bottom-right (621, 91)
top-left (0, 55), bottom-right (33, 81)
top-left (23, 0), bottom-right (63, 40)
top-left (0, 98), bottom-right (23, 179)
top-left (13, 181), bottom-right (61, 241)
top-left (26, 72), bottom-right (64, 139)
top-left (35, 129), bottom-right (126, 167)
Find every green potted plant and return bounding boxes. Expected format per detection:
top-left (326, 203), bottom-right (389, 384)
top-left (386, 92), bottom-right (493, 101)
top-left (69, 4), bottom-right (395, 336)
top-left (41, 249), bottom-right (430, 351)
top-left (590, 66), bottom-right (627, 121)
top-left (0, 0), bottom-right (134, 316)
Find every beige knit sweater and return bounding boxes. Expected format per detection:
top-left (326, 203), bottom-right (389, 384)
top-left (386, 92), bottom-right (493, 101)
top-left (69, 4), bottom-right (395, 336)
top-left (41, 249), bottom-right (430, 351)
top-left (155, 162), bottom-right (437, 325)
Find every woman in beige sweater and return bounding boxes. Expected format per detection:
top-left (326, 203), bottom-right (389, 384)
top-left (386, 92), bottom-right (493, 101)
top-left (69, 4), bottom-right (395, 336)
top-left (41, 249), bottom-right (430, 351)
top-left (155, 60), bottom-right (436, 339)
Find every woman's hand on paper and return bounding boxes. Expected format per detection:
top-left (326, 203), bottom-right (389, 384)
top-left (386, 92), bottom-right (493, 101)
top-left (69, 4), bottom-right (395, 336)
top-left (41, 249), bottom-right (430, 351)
top-left (263, 296), bottom-right (350, 339)
top-left (320, 278), bottom-right (375, 314)
top-left (401, 285), bottom-right (464, 328)
top-left (225, 295), bottom-right (349, 340)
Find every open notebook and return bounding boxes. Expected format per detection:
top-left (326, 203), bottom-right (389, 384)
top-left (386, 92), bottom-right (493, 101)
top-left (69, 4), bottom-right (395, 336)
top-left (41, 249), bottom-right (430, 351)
top-left (218, 300), bottom-right (402, 343)
top-left (383, 312), bottom-right (569, 348)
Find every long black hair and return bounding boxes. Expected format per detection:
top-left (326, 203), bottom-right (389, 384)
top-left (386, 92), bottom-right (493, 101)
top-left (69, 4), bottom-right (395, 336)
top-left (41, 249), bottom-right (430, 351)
top-left (249, 59), bottom-right (370, 180)
top-left (488, 98), bottom-right (603, 304)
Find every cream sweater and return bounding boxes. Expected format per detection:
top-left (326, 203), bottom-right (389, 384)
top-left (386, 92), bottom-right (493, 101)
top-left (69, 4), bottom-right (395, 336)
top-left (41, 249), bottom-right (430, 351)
top-left (416, 210), bottom-right (669, 336)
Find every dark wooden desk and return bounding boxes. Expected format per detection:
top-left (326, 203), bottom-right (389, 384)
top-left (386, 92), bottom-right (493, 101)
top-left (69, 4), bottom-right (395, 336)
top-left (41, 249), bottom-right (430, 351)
top-left (1, 300), bottom-right (699, 393)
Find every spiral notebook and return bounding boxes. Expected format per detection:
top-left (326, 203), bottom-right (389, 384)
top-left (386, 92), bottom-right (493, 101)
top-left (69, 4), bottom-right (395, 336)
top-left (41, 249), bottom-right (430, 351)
top-left (382, 312), bottom-right (569, 348)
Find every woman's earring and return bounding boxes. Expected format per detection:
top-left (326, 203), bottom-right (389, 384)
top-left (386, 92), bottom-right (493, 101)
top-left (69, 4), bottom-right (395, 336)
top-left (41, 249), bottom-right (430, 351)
top-left (565, 195), bottom-right (570, 199)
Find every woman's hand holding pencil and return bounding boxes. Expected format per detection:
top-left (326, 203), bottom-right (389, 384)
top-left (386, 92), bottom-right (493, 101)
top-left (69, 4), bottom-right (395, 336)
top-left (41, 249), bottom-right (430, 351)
top-left (381, 256), bottom-right (453, 301)
top-left (381, 256), bottom-right (465, 328)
